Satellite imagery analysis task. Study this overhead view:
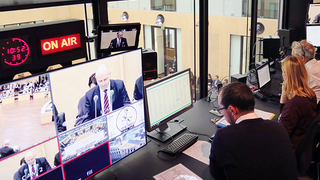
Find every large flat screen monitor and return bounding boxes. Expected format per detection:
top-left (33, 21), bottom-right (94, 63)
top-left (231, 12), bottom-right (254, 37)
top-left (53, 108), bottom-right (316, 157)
top-left (97, 23), bottom-right (141, 54)
top-left (144, 68), bottom-right (193, 142)
top-left (0, 49), bottom-right (146, 180)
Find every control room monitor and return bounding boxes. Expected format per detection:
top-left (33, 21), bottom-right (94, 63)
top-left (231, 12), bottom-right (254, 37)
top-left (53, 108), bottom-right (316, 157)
top-left (0, 49), bottom-right (147, 180)
top-left (97, 23), bottom-right (141, 54)
top-left (144, 68), bottom-right (193, 142)
top-left (256, 62), bottom-right (271, 89)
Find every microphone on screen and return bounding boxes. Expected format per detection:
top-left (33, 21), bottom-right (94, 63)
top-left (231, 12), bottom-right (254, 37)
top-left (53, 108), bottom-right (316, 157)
top-left (94, 95), bottom-right (98, 118)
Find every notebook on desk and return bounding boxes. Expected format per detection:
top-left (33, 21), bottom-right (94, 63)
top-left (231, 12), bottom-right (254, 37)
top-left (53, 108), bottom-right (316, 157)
top-left (256, 62), bottom-right (282, 97)
top-left (215, 109), bottom-right (275, 128)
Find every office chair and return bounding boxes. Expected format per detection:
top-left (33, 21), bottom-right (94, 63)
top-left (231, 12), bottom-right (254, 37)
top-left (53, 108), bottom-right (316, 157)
top-left (295, 107), bottom-right (320, 178)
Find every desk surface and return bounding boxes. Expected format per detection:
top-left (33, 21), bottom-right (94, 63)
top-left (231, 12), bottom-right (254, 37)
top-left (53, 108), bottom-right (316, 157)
top-left (91, 98), bottom-right (279, 180)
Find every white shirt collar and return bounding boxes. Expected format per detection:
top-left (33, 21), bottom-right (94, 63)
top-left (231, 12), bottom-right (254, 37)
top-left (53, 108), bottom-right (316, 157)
top-left (305, 58), bottom-right (317, 68)
top-left (28, 161), bottom-right (38, 176)
top-left (235, 112), bottom-right (259, 124)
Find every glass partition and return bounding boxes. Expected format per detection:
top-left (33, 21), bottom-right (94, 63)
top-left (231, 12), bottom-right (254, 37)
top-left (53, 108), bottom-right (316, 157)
top-left (107, 0), bottom-right (279, 101)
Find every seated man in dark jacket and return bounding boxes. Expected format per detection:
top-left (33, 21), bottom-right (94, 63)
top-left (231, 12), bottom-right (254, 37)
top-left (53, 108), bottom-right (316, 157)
top-left (209, 82), bottom-right (298, 180)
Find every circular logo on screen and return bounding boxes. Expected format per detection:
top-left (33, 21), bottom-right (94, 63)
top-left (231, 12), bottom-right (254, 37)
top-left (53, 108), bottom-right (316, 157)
top-left (116, 106), bottom-right (137, 133)
top-left (1, 38), bottom-right (30, 66)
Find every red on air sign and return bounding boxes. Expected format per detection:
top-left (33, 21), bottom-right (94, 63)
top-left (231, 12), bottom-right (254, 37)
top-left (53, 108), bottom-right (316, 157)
top-left (40, 33), bottom-right (81, 55)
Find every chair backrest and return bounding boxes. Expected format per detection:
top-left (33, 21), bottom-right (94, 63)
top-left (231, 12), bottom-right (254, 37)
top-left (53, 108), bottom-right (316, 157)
top-left (295, 106), bottom-right (320, 176)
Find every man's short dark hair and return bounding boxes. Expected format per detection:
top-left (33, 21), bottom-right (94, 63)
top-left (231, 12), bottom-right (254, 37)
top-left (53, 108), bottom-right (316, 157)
top-left (220, 82), bottom-right (254, 112)
top-left (88, 73), bottom-right (97, 87)
top-left (20, 157), bottom-right (26, 166)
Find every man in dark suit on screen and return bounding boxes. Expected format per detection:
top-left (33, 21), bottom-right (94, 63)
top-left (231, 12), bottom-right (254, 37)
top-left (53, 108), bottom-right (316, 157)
top-left (0, 140), bottom-right (15, 159)
top-left (133, 76), bottom-right (143, 101)
top-left (79, 65), bottom-right (130, 125)
top-left (109, 31), bottom-right (128, 49)
top-left (15, 152), bottom-right (51, 180)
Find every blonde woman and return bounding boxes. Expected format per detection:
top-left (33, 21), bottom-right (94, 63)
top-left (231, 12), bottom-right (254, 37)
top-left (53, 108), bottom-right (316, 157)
top-left (279, 55), bottom-right (317, 150)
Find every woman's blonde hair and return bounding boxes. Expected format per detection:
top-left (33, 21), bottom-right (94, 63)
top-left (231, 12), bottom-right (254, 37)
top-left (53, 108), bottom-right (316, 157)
top-left (281, 55), bottom-right (315, 99)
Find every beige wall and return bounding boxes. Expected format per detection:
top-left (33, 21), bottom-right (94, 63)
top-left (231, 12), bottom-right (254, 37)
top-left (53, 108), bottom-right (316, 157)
top-left (108, 9), bottom-right (196, 71)
top-left (108, 8), bottom-right (278, 80)
top-left (0, 5), bottom-right (92, 25)
top-left (0, 5), bottom-right (278, 83)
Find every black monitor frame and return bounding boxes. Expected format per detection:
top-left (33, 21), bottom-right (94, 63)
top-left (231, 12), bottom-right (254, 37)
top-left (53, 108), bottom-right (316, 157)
top-left (143, 68), bottom-right (193, 142)
top-left (96, 23), bottom-right (141, 54)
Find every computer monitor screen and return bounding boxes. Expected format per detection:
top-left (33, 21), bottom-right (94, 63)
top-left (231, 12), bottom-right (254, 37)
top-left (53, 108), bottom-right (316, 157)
top-left (0, 49), bottom-right (146, 180)
top-left (144, 68), bottom-right (193, 142)
top-left (256, 63), bottom-right (271, 88)
top-left (0, 73), bottom-right (59, 180)
top-left (306, 25), bottom-right (320, 47)
top-left (97, 23), bottom-right (141, 54)
top-left (50, 48), bottom-right (146, 179)
top-left (307, 3), bottom-right (320, 24)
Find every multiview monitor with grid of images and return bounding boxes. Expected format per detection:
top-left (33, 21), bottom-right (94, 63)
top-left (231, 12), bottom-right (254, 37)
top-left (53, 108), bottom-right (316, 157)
top-left (0, 49), bottom-right (146, 180)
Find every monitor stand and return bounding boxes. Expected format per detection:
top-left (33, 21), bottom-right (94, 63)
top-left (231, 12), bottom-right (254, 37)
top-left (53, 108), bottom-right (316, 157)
top-left (147, 120), bottom-right (186, 142)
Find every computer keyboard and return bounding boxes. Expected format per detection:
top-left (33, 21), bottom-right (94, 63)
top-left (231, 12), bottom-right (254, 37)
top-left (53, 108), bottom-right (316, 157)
top-left (160, 133), bottom-right (198, 155)
top-left (261, 79), bottom-right (282, 97)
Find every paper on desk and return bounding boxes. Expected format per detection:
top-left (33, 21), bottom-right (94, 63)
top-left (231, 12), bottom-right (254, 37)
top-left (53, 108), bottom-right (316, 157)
top-left (153, 163), bottom-right (202, 180)
top-left (216, 109), bottom-right (275, 128)
top-left (183, 140), bottom-right (211, 165)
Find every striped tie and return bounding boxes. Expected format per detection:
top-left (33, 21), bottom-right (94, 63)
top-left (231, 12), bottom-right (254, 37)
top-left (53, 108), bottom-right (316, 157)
top-left (31, 164), bottom-right (36, 178)
top-left (104, 89), bottom-right (110, 114)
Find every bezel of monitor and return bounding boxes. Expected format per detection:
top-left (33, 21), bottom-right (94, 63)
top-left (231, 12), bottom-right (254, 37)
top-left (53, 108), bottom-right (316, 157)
top-left (97, 23), bottom-right (141, 54)
top-left (143, 68), bottom-right (193, 132)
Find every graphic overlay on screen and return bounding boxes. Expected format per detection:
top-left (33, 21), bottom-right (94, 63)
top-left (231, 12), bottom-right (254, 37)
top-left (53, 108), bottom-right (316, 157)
top-left (48, 49), bottom-right (146, 179)
top-left (0, 35), bottom-right (32, 69)
top-left (144, 69), bottom-right (193, 142)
